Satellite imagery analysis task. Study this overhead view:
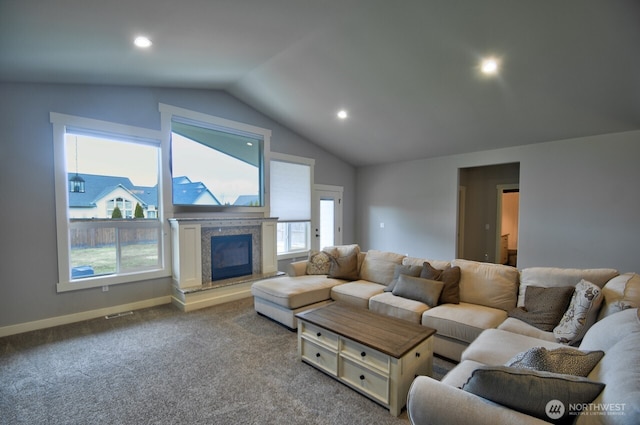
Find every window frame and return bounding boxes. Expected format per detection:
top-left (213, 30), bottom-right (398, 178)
top-left (159, 103), bottom-right (271, 214)
top-left (271, 152), bottom-right (315, 259)
top-left (51, 112), bottom-right (170, 292)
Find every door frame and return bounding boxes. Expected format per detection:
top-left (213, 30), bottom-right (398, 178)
top-left (312, 184), bottom-right (343, 250)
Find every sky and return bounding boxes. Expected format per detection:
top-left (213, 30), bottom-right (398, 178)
top-left (66, 133), bottom-right (259, 204)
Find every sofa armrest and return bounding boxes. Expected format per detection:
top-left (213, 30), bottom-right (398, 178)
top-left (287, 260), bottom-right (308, 277)
top-left (407, 376), bottom-right (550, 425)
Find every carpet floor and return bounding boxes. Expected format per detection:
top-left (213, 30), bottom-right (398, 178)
top-left (0, 298), bottom-right (455, 425)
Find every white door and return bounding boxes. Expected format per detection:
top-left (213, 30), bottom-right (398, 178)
top-left (312, 185), bottom-right (343, 250)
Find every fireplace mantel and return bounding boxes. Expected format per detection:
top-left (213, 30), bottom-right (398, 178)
top-left (169, 217), bottom-right (278, 291)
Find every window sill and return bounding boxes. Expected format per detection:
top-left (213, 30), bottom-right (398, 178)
top-left (277, 251), bottom-right (310, 261)
top-left (57, 268), bottom-right (170, 292)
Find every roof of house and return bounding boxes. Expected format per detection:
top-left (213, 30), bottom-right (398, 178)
top-left (67, 174), bottom-right (218, 208)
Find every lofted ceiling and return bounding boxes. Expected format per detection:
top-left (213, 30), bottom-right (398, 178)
top-left (1, 0), bottom-right (639, 167)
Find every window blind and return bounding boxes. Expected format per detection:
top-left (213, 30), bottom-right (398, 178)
top-left (270, 160), bottom-right (310, 221)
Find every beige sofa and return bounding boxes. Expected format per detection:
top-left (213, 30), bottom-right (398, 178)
top-left (253, 245), bottom-right (640, 422)
top-left (407, 306), bottom-right (640, 424)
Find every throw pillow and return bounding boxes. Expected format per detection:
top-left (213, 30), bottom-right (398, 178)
top-left (462, 366), bottom-right (605, 424)
top-left (359, 249), bottom-right (406, 285)
top-left (392, 274), bottom-right (444, 307)
top-left (420, 262), bottom-right (461, 304)
top-left (384, 264), bottom-right (423, 292)
top-left (305, 250), bottom-right (332, 275)
top-left (554, 279), bottom-right (603, 345)
top-left (505, 347), bottom-right (604, 377)
top-left (327, 252), bottom-right (359, 281)
top-left (507, 286), bottom-right (575, 331)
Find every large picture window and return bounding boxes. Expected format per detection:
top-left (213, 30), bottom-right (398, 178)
top-left (51, 113), bottom-right (169, 292)
top-left (160, 104), bottom-right (270, 211)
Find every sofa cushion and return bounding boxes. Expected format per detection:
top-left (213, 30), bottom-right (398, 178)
top-left (327, 252), bottom-right (360, 280)
top-left (422, 302), bottom-right (507, 345)
top-left (462, 366), bottom-right (605, 424)
top-left (507, 286), bottom-right (575, 331)
top-left (599, 273), bottom-right (636, 319)
top-left (451, 259), bottom-right (519, 311)
top-left (369, 292), bottom-right (430, 323)
top-left (518, 267), bottom-right (618, 307)
top-left (358, 249), bottom-right (405, 285)
top-left (462, 328), bottom-right (566, 366)
top-left (323, 243), bottom-right (360, 258)
top-left (251, 275), bottom-right (346, 309)
top-left (498, 318), bottom-right (557, 342)
top-left (553, 280), bottom-right (603, 345)
top-left (579, 307), bottom-right (640, 352)
top-left (421, 262), bottom-right (461, 304)
top-left (402, 256), bottom-right (450, 270)
top-left (505, 347), bottom-right (604, 377)
top-left (392, 275), bottom-right (443, 307)
top-left (585, 325), bottom-right (640, 423)
top-left (384, 264), bottom-right (423, 292)
top-left (305, 250), bottom-right (332, 275)
top-left (330, 280), bottom-right (386, 309)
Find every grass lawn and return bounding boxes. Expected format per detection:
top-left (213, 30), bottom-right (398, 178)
top-left (70, 243), bottom-right (159, 275)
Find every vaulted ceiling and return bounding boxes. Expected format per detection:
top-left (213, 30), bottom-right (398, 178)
top-left (1, 0), bottom-right (639, 166)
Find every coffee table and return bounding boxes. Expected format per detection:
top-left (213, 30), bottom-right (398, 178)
top-left (295, 302), bottom-right (436, 416)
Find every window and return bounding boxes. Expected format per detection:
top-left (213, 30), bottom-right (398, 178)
top-left (270, 153), bottom-right (314, 257)
top-left (159, 104), bottom-right (270, 211)
top-left (51, 113), bottom-right (169, 292)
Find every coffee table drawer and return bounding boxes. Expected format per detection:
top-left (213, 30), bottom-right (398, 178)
top-left (300, 321), bottom-right (339, 350)
top-left (340, 356), bottom-right (389, 405)
top-left (301, 338), bottom-right (338, 375)
top-left (341, 338), bottom-right (390, 373)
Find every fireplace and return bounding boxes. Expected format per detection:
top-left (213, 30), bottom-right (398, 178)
top-left (211, 234), bottom-right (253, 281)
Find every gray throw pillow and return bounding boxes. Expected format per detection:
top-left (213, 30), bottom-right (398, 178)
top-left (462, 366), bottom-right (605, 424)
top-left (506, 347), bottom-right (604, 377)
top-left (420, 262), bottom-right (461, 304)
top-left (508, 286), bottom-right (575, 331)
top-left (384, 264), bottom-right (423, 292)
top-left (327, 252), bottom-right (359, 280)
top-left (392, 274), bottom-right (444, 307)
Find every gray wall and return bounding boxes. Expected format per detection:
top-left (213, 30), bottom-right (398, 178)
top-left (356, 130), bottom-right (640, 272)
top-left (0, 82), bottom-right (356, 328)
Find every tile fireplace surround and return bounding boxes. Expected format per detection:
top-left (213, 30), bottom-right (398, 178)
top-left (169, 217), bottom-right (280, 311)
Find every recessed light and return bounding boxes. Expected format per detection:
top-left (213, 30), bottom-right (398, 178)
top-left (480, 57), bottom-right (499, 75)
top-left (134, 36), bottom-right (152, 48)
top-left (337, 110), bottom-right (348, 120)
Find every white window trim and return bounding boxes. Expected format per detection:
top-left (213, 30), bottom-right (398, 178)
top-left (50, 112), bottom-right (171, 292)
top-left (158, 103), bottom-right (271, 214)
top-left (271, 152), bottom-right (315, 259)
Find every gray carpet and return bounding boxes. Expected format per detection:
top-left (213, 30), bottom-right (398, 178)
top-left (0, 298), bottom-right (455, 425)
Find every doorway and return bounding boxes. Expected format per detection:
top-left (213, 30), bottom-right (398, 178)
top-left (457, 163), bottom-right (520, 264)
top-left (312, 185), bottom-right (343, 250)
top-left (496, 185), bottom-right (519, 266)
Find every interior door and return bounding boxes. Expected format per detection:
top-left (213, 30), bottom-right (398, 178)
top-left (312, 185), bottom-right (343, 251)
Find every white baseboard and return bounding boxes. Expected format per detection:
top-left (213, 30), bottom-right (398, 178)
top-left (172, 281), bottom-right (253, 312)
top-left (0, 296), bottom-right (172, 338)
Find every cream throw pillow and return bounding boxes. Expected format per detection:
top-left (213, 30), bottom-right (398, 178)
top-left (554, 280), bottom-right (603, 345)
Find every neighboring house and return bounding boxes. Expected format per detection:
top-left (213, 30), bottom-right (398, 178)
top-left (67, 174), bottom-right (218, 218)
top-left (233, 195), bottom-right (259, 206)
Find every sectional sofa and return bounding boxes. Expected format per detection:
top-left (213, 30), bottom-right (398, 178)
top-left (251, 244), bottom-right (640, 423)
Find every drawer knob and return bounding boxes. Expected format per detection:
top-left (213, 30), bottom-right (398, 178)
top-left (415, 352), bottom-right (420, 358)
top-left (359, 374), bottom-right (365, 380)
top-left (317, 332), bottom-right (322, 337)
top-left (316, 353), bottom-right (321, 358)
top-left (361, 351), bottom-right (366, 357)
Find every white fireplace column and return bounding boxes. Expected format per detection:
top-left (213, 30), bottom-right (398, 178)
top-left (169, 217), bottom-right (278, 290)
